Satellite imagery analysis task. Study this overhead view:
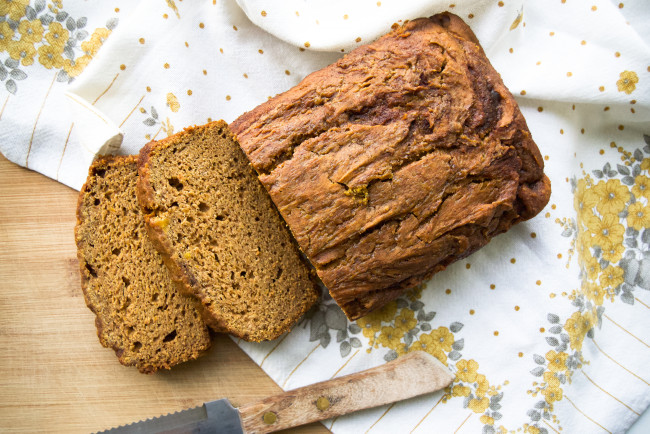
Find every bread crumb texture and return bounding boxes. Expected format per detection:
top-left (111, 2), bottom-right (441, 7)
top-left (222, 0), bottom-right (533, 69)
top-left (75, 156), bottom-right (211, 373)
top-left (137, 121), bottom-right (319, 342)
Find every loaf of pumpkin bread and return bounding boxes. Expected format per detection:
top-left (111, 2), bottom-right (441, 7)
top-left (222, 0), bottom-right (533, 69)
top-left (75, 156), bottom-right (211, 373)
top-left (230, 12), bottom-right (551, 320)
top-left (137, 121), bottom-right (319, 341)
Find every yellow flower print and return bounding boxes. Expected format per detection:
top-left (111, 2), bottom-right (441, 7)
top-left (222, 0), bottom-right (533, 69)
top-left (63, 54), bottom-right (92, 77)
top-left (394, 308), bottom-right (417, 333)
top-left (44, 22), bottom-right (69, 49)
top-left (405, 284), bottom-right (424, 301)
top-left (586, 213), bottom-right (625, 250)
top-left (429, 326), bottom-right (454, 352)
top-left (0, 0), bottom-right (29, 21)
top-left (357, 301), bottom-right (398, 340)
top-left (410, 332), bottom-right (447, 364)
top-left (601, 243), bottom-right (625, 264)
top-left (582, 281), bottom-right (605, 306)
top-left (357, 314), bottom-right (381, 340)
top-left (541, 384), bottom-right (563, 404)
top-left (632, 175), bottom-right (650, 200)
top-left (543, 370), bottom-right (560, 388)
top-left (18, 18), bottom-right (44, 44)
top-left (617, 70), bottom-right (639, 95)
top-left (375, 301), bottom-right (398, 322)
top-left (0, 21), bottom-right (14, 52)
top-left (452, 384), bottom-right (471, 397)
top-left (37, 43), bottom-right (64, 69)
top-left (545, 350), bottom-right (568, 373)
top-left (81, 27), bottom-right (111, 56)
top-left (576, 235), bottom-right (588, 260)
top-left (564, 311), bottom-right (593, 351)
top-left (8, 38), bottom-right (35, 66)
top-left (167, 92), bottom-right (181, 112)
top-left (600, 265), bottom-right (624, 290)
top-left (627, 202), bottom-right (650, 231)
top-left (593, 179), bottom-right (629, 216)
top-left (576, 228), bottom-right (595, 259)
top-left (480, 415), bottom-right (495, 426)
top-left (468, 396), bottom-right (490, 413)
top-left (641, 158), bottom-right (650, 172)
top-left (376, 325), bottom-right (404, 349)
top-left (456, 358), bottom-right (479, 383)
top-left (580, 253), bottom-right (601, 281)
top-left (410, 341), bottom-right (447, 364)
top-left (574, 179), bottom-right (599, 218)
top-left (524, 425), bottom-right (541, 434)
top-left (475, 373), bottom-right (489, 398)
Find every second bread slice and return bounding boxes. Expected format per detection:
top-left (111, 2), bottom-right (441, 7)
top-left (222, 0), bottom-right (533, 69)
top-left (76, 155), bottom-right (211, 373)
top-left (137, 121), bottom-right (319, 342)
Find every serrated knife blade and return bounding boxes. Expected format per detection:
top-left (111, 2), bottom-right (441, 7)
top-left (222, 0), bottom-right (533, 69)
top-left (97, 351), bottom-right (454, 434)
top-left (99, 399), bottom-right (243, 434)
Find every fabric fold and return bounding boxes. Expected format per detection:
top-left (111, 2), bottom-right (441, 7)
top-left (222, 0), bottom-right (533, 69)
top-left (64, 90), bottom-right (123, 169)
top-left (0, 1), bottom-right (648, 433)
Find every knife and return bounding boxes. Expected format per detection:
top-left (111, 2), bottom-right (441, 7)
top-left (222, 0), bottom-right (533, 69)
top-left (99, 351), bottom-right (454, 434)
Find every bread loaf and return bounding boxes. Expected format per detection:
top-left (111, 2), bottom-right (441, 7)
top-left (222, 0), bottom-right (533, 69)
top-left (231, 13), bottom-right (551, 319)
top-left (137, 121), bottom-right (320, 341)
top-left (75, 156), bottom-right (211, 373)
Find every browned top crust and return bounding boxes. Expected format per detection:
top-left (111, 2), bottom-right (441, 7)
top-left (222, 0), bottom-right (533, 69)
top-left (75, 155), bottom-right (211, 373)
top-left (231, 13), bottom-right (551, 320)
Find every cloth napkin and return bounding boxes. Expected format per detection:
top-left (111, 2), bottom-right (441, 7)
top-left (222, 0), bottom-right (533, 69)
top-left (2, 1), bottom-right (649, 433)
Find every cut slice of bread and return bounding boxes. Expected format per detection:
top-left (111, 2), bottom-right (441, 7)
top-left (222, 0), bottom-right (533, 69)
top-left (75, 155), bottom-right (211, 373)
top-left (137, 121), bottom-right (319, 342)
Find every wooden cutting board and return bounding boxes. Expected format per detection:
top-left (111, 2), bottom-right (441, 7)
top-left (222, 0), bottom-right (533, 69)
top-left (0, 154), bottom-right (328, 434)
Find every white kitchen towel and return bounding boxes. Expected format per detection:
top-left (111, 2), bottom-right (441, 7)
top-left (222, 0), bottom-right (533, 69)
top-left (1, 1), bottom-right (649, 433)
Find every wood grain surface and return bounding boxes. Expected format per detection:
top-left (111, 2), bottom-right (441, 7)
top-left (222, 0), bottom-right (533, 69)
top-left (239, 351), bottom-right (453, 433)
top-left (0, 154), bottom-right (328, 434)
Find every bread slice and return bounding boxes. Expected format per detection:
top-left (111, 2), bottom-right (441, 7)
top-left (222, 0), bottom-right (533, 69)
top-left (75, 155), bottom-right (211, 373)
top-left (230, 13), bottom-right (551, 319)
top-left (136, 121), bottom-right (319, 342)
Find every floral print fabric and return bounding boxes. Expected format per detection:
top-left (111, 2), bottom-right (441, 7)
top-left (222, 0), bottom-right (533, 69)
top-left (1, 1), bottom-right (649, 433)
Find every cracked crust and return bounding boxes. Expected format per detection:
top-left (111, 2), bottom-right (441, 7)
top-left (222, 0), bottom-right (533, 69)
top-left (231, 13), bottom-right (551, 320)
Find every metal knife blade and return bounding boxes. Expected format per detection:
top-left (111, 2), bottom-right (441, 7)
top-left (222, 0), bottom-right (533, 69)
top-left (98, 399), bottom-right (243, 434)
top-left (97, 351), bottom-right (454, 434)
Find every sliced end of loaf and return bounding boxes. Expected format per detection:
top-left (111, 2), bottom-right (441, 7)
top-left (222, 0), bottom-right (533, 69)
top-left (137, 121), bottom-right (319, 342)
top-left (230, 13), bottom-right (551, 320)
top-left (75, 155), bottom-right (211, 373)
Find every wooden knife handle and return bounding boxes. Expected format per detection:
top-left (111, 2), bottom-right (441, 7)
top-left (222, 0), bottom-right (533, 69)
top-left (237, 351), bottom-right (454, 434)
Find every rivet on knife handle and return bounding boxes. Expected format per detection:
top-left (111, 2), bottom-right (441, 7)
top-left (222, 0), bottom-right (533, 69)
top-left (237, 351), bottom-right (454, 434)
